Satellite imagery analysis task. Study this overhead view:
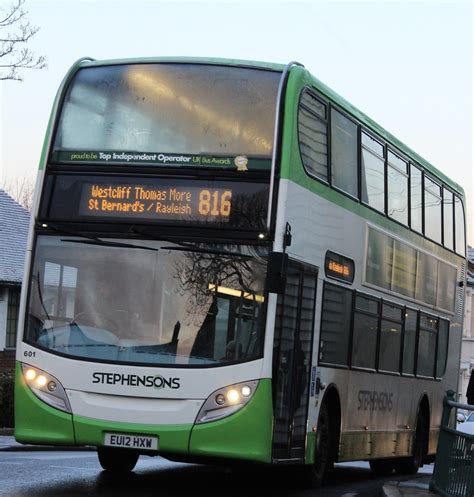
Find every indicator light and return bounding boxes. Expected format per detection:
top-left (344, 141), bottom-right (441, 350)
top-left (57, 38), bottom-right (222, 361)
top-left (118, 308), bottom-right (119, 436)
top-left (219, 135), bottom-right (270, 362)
top-left (25, 369), bottom-right (36, 381)
top-left (215, 394), bottom-right (226, 405)
top-left (241, 386), bottom-right (252, 397)
top-left (47, 381), bottom-right (57, 392)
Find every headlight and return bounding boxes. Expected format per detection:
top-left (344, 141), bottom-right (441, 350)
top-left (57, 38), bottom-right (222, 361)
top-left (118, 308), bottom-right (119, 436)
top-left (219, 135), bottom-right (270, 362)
top-left (195, 380), bottom-right (259, 424)
top-left (21, 364), bottom-right (71, 413)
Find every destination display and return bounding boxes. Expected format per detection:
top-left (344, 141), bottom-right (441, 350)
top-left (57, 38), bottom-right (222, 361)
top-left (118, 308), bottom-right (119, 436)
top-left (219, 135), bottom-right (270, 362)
top-left (79, 183), bottom-right (233, 222)
top-left (41, 174), bottom-right (270, 230)
top-left (325, 251), bottom-right (354, 284)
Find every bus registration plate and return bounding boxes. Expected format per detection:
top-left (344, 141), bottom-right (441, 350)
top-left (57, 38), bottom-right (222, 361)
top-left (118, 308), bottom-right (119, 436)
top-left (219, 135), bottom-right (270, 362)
top-left (104, 433), bottom-right (158, 451)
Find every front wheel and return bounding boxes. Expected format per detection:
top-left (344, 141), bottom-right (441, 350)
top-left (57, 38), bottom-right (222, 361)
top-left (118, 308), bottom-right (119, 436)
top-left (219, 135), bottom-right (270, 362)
top-left (97, 447), bottom-right (139, 472)
top-left (305, 403), bottom-right (333, 487)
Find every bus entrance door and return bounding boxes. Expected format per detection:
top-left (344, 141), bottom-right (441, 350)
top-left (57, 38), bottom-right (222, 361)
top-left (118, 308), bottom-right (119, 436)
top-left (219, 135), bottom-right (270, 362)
top-left (272, 261), bottom-right (318, 462)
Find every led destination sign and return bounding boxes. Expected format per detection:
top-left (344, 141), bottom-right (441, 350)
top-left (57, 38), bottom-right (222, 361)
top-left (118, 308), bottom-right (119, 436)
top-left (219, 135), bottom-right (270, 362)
top-left (80, 183), bottom-right (233, 222)
top-left (325, 251), bottom-right (355, 284)
top-left (41, 175), bottom-right (270, 230)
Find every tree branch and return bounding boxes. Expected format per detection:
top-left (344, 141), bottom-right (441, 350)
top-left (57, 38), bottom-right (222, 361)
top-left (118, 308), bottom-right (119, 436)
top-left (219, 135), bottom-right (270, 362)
top-left (0, 0), bottom-right (46, 81)
top-left (0, 0), bottom-right (26, 27)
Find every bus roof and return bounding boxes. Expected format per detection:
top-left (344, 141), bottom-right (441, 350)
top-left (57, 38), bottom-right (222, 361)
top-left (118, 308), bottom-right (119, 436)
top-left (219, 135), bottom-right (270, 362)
top-left (70, 57), bottom-right (463, 196)
top-left (77, 56), bottom-right (286, 73)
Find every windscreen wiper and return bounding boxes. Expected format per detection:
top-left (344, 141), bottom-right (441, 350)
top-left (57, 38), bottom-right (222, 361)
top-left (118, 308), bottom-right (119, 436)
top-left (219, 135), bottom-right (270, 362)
top-left (160, 245), bottom-right (252, 258)
top-left (39, 222), bottom-right (158, 252)
top-left (60, 239), bottom-right (159, 252)
top-left (39, 222), bottom-right (104, 242)
top-left (131, 227), bottom-right (252, 258)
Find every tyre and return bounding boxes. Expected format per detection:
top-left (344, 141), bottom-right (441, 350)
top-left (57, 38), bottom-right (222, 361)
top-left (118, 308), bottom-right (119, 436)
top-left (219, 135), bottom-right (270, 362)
top-left (393, 412), bottom-right (427, 475)
top-left (97, 447), bottom-right (139, 472)
top-left (305, 403), bottom-right (333, 487)
top-left (369, 459), bottom-right (394, 476)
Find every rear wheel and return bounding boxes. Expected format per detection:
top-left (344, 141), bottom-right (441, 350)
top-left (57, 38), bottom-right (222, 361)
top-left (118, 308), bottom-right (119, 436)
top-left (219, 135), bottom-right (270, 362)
top-left (97, 447), bottom-right (139, 472)
top-left (369, 459), bottom-right (394, 476)
top-left (393, 412), bottom-right (427, 475)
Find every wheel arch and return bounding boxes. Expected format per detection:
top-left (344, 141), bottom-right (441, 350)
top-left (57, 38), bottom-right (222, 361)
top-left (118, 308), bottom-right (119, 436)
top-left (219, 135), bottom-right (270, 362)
top-left (415, 393), bottom-right (430, 457)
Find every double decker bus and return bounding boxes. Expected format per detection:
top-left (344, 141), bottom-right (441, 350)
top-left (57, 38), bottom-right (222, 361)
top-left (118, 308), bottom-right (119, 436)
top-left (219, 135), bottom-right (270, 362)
top-left (15, 57), bottom-right (467, 483)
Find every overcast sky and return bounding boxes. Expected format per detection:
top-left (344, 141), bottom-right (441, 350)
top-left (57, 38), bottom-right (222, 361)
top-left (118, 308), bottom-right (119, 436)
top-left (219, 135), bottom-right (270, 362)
top-left (0, 0), bottom-right (472, 242)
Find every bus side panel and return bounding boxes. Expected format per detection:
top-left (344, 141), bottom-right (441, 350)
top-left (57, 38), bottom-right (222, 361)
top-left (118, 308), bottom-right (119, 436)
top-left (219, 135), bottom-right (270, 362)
top-left (14, 362), bottom-right (75, 445)
top-left (189, 379), bottom-right (273, 463)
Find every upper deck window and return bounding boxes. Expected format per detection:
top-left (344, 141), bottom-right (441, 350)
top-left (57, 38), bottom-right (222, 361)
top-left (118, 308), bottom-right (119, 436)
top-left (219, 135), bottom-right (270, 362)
top-left (410, 165), bottom-right (423, 233)
top-left (52, 64), bottom-right (280, 166)
top-left (330, 109), bottom-right (358, 197)
top-left (298, 89), bottom-right (328, 181)
top-left (424, 176), bottom-right (442, 244)
top-left (387, 151), bottom-right (408, 226)
top-left (443, 188), bottom-right (454, 250)
top-left (455, 196), bottom-right (466, 256)
top-left (361, 132), bottom-right (385, 213)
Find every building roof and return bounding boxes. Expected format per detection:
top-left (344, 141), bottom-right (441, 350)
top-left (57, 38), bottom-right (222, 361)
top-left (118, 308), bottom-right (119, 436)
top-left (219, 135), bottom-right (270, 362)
top-left (0, 189), bottom-right (30, 284)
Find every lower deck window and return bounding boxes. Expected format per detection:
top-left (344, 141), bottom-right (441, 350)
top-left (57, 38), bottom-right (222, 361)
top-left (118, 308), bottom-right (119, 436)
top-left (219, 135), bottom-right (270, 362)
top-left (379, 325), bottom-right (402, 372)
top-left (417, 315), bottom-right (438, 377)
top-left (436, 319), bottom-right (449, 378)
top-left (319, 282), bottom-right (450, 379)
top-left (351, 295), bottom-right (379, 370)
top-left (402, 309), bottom-right (417, 375)
top-left (378, 304), bottom-right (403, 373)
top-left (319, 283), bottom-right (352, 366)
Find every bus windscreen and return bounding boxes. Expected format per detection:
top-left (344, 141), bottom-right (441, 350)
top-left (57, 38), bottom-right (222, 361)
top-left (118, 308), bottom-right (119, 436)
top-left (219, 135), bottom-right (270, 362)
top-left (51, 63), bottom-right (281, 171)
top-left (25, 236), bottom-right (267, 367)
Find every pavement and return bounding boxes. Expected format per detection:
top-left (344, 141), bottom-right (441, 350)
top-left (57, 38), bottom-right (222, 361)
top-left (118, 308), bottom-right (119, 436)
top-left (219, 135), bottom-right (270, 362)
top-left (382, 476), bottom-right (439, 497)
top-left (0, 432), bottom-right (440, 496)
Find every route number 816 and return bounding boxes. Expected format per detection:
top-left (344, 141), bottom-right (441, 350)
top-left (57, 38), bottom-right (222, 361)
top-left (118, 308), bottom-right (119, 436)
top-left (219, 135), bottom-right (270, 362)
top-left (198, 190), bottom-right (232, 217)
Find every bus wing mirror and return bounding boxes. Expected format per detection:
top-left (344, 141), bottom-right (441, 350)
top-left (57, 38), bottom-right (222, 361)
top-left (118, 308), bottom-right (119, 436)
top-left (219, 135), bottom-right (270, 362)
top-left (266, 252), bottom-right (288, 294)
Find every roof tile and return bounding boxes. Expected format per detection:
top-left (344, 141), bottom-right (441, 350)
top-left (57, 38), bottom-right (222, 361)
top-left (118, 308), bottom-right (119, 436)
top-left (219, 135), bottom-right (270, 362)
top-left (0, 189), bottom-right (30, 284)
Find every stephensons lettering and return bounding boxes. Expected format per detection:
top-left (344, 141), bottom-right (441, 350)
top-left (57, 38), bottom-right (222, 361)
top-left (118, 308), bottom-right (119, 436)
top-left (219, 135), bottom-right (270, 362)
top-left (92, 372), bottom-right (180, 389)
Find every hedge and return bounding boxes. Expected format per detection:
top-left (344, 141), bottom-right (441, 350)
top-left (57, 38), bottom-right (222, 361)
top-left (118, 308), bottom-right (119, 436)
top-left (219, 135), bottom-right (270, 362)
top-left (0, 370), bottom-right (14, 428)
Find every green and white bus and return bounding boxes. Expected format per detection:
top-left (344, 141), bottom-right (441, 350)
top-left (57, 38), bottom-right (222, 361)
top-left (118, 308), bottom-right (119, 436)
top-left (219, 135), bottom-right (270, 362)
top-left (15, 57), bottom-right (467, 483)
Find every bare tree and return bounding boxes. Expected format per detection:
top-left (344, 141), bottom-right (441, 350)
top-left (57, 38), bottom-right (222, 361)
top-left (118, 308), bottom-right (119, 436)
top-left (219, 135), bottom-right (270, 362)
top-left (177, 251), bottom-right (256, 308)
top-left (0, 0), bottom-right (46, 81)
top-left (1, 176), bottom-right (35, 210)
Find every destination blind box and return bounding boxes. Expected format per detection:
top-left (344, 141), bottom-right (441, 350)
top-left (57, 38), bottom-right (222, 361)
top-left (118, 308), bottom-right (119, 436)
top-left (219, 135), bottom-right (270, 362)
top-left (39, 174), bottom-right (271, 232)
